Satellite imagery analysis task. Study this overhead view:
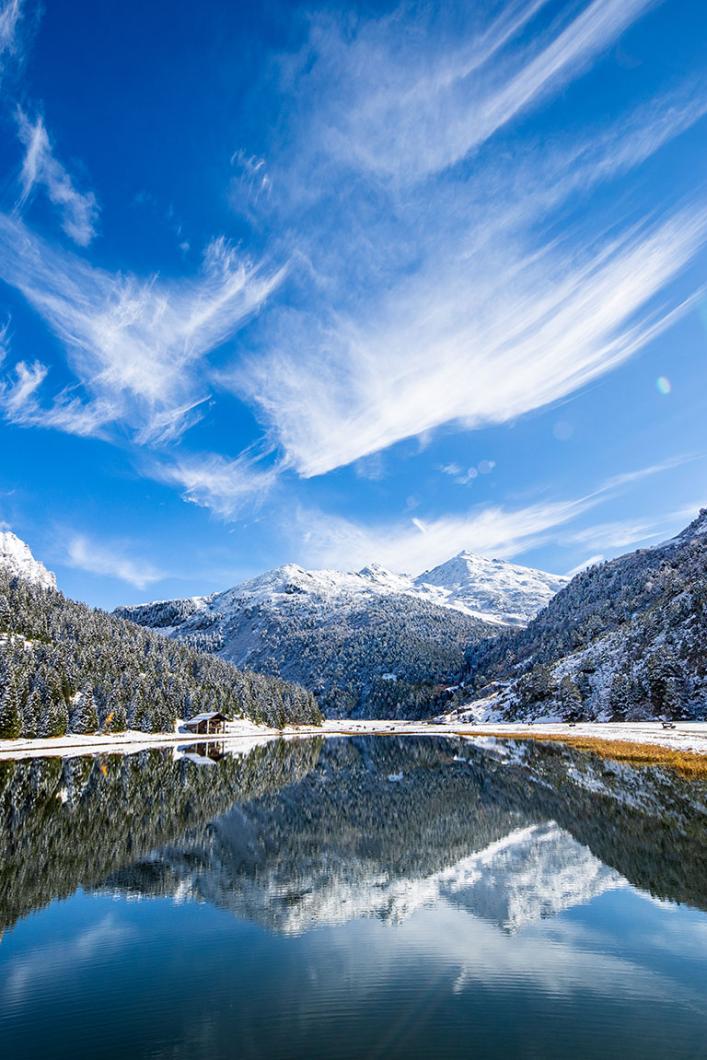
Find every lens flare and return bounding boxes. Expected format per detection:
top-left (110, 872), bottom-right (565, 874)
top-left (656, 376), bottom-right (671, 395)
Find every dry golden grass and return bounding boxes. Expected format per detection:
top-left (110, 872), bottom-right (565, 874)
top-left (449, 730), bottom-right (707, 779)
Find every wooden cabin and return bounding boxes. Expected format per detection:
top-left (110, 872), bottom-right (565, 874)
top-left (183, 711), bottom-right (228, 736)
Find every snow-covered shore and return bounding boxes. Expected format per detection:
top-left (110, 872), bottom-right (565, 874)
top-left (0, 718), bottom-right (705, 760)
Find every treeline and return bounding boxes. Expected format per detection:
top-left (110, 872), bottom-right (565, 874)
top-left (0, 570), bottom-right (322, 739)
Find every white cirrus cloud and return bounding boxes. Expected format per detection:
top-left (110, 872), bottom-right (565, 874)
top-left (285, 457), bottom-right (696, 574)
top-left (222, 4), bottom-right (707, 483)
top-left (0, 359), bottom-right (117, 436)
top-left (290, 497), bottom-right (592, 575)
top-left (236, 203), bottom-right (707, 477)
top-left (16, 109), bottom-right (100, 246)
top-left (0, 214), bottom-right (287, 444)
top-left (300, 0), bottom-right (657, 182)
top-left (65, 534), bottom-right (165, 589)
top-left (0, 0), bottom-right (22, 61)
top-left (148, 450), bottom-right (279, 519)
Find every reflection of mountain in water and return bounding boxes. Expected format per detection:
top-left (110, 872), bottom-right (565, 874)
top-left (441, 823), bottom-right (624, 932)
top-left (1, 736), bottom-right (705, 937)
top-left (102, 737), bottom-right (707, 934)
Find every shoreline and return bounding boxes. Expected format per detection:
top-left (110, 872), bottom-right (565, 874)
top-left (0, 719), bottom-right (705, 774)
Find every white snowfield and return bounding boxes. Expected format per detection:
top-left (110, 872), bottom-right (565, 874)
top-left (0, 530), bottom-right (56, 590)
top-left (0, 718), bottom-right (705, 760)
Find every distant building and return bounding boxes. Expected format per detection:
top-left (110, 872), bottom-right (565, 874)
top-left (182, 711), bottom-right (227, 736)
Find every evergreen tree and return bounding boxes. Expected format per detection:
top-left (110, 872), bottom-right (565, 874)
top-left (0, 593), bottom-right (10, 632)
top-left (0, 680), bottom-right (21, 739)
top-left (646, 650), bottom-right (680, 718)
top-left (21, 689), bottom-right (42, 739)
top-left (608, 670), bottom-right (631, 721)
top-left (39, 690), bottom-right (68, 738)
top-left (70, 688), bottom-right (98, 734)
top-left (558, 675), bottom-right (583, 721)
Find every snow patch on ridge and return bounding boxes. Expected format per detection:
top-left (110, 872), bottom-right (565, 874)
top-left (0, 531), bottom-right (56, 591)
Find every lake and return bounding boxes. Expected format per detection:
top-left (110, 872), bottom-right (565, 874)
top-left (1, 735), bottom-right (706, 1059)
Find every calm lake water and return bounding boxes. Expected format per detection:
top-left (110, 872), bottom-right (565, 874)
top-left (1, 735), bottom-right (706, 1059)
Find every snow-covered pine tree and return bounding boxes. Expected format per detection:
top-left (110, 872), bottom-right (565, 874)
top-left (558, 674), bottom-right (584, 721)
top-left (70, 687), bottom-right (98, 734)
top-left (39, 685), bottom-right (68, 738)
top-left (21, 688), bottom-right (42, 739)
top-left (0, 679), bottom-right (21, 739)
top-left (646, 649), bottom-right (680, 718)
top-left (608, 670), bottom-right (631, 721)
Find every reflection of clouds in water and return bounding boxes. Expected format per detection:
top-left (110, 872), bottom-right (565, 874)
top-left (618, 901), bottom-right (707, 962)
top-left (4, 912), bottom-right (135, 1002)
top-left (349, 899), bottom-right (707, 1017)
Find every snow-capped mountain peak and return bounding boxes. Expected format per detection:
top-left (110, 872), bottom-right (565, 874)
top-left (199, 553), bottom-right (563, 625)
top-left (413, 551), bottom-right (567, 626)
top-left (0, 531), bottom-right (56, 591)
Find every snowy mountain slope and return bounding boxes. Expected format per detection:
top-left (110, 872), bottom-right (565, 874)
top-left (116, 554), bottom-right (564, 718)
top-left (0, 541), bottom-right (321, 738)
top-left (458, 509), bottom-right (707, 722)
top-left (118, 564), bottom-right (496, 719)
top-left (0, 531), bottom-right (56, 590)
top-left (414, 552), bottom-right (567, 625)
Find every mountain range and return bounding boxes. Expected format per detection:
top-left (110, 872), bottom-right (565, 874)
top-left (2, 510), bottom-right (705, 727)
top-left (116, 553), bottom-right (565, 718)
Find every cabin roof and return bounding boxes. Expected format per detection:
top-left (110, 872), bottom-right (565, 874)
top-left (185, 711), bottom-right (227, 724)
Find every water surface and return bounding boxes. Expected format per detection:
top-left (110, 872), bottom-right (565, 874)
top-left (1, 735), bottom-right (705, 1058)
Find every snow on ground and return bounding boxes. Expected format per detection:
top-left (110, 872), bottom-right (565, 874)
top-left (0, 718), bottom-right (705, 760)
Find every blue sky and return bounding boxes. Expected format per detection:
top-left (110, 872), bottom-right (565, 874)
top-left (0, 0), bottom-right (706, 609)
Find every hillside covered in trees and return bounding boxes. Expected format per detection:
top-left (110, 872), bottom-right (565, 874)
top-left (461, 510), bottom-right (707, 722)
top-left (0, 566), bottom-right (322, 740)
top-left (117, 563), bottom-right (499, 718)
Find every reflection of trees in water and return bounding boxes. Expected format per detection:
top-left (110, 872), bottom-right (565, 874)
top-left (0, 738), bottom-right (323, 932)
top-left (1, 737), bottom-right (705, 936)
top-left (108, 737), bottom-right (707, 926)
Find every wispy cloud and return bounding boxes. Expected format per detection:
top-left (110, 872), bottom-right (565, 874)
top-left (290, 496), bottom-right (592, 575)
top-left (0, 359), bottom-right (117, 436)
top-left (598, 453), bottom-right (702, 493)
top-left (148, 450), bottom-right (278, 519)
top-left (287, 457), bottom-right (696, 573)
top-left (560, 500), bottom-right (704, 555)
top-left (238, 204), bottom-right (707, 476)
top-left (224, 2), bottom-right (707, 479)
top-left (65, 533), bottom-right (164, 588)
top-left (308, 0), bottom-right (657, 181)
top-left (16, 109), bottom-right (100, 246)
top-left (0, 0), bottom-right (22, 62)
top-left (0, 215), bottom-right (286, 444)
top-left (565, 554), bottom-right (605, 576)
